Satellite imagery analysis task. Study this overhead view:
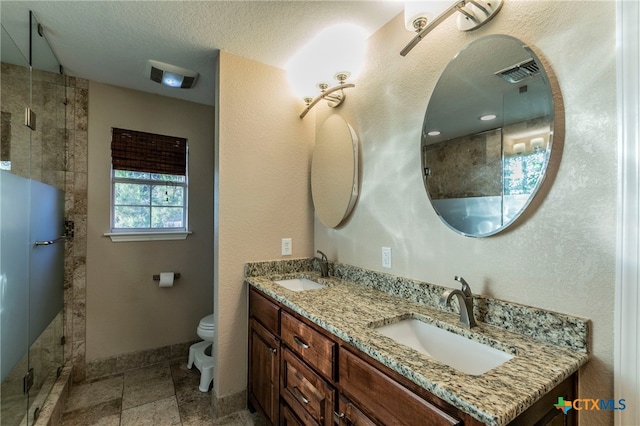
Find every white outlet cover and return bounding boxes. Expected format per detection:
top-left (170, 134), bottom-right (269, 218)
top-left (382, 247), bottom-right (392, 268)
top-left (282, 238), bottom-right (292, 256)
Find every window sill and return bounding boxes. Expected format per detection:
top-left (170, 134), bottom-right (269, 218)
top-left (104, 231), bottom-right (192, 242)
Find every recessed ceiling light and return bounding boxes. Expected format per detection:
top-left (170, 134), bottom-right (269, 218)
top-left (479, 114), bottom-right (497, 121)
top-left (427, 131), bottom-right (441, 136)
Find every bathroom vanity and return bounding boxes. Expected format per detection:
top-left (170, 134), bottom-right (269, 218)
top-left (245, 261), bottom-right (588, 426)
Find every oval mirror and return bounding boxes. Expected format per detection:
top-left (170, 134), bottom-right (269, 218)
top-left (422, 35), bottom-right (554, 237)
top-left (311, 115), bottom-right (359, 228)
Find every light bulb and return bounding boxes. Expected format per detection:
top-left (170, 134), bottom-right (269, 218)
top-left (286, 23), bottom-right (368, 100)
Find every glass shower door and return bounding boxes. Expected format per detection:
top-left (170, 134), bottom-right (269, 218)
top-left (1, 10), bottom-right (66, 423)
top-left (25, 12), bottom-right (66, 423)
top-left (0, 24), bottom-right (33, 426)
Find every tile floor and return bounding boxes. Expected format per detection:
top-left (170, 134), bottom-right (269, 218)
top-left (60, 359), bottom-right (261, 426)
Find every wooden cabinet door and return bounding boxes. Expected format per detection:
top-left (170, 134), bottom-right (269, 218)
top-left (339, 348), bottom-right (461, 426)
top-left (248, 318), bottom-right (280, 425)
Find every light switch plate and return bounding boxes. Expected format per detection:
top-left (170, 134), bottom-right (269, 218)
top-left (382, 247), bottom-right (392, 268)
top-left (282, 238), bottom-right (292, 256)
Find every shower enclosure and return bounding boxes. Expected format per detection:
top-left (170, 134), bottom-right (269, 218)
top-left (1, 11), bottom-right (67, 425)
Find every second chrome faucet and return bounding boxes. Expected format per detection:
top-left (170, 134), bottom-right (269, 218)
top-left (440, 276), bottom-right (478, 328)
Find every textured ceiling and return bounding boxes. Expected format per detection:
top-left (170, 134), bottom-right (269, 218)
top-left (1, 1), bottom-right (404, 106)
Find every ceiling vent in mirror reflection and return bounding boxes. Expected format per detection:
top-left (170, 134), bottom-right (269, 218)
top-left (311, 115), bottom-right (359, 228)
top-left (421, 34), bottom-right (558, 238)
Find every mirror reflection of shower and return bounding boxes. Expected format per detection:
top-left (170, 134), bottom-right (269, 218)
top-left (421, 35), bottom-right (555, 237)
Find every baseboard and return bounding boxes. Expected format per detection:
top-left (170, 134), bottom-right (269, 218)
top-left (85, 340), bottom-right (198, 381)
top-left (212, 388), bottom-right (247, 419)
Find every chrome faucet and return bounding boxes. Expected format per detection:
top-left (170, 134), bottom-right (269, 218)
top-left (440, 276), bottom-right (477, 328)
top-left (315, 250), bottom-right (329, 278)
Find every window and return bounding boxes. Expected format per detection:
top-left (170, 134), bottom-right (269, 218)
top-left (503, 150), bottom-right (545, 195)
top-left (110, 128), bottom-right (188, 235)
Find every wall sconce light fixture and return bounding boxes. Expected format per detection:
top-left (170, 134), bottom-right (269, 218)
top-left (287, 24), bottom-right (368, 118)
top-left (400, 0), bottom-right (503, 56)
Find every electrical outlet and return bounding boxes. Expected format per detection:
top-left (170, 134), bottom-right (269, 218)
top-left (281, 238), bottom-right (292, 256)
top-left (382, 247), bottom-right (392, 268)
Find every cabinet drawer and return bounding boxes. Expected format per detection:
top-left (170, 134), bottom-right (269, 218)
top-left (338, 396), bottom-right (378, 426)
top-left (339, 348), bottom-right (461, 426)
top-left (250, 287), bottom-right (280, 335)
top-left (281, 403), bottom-right (305, 426)
top-left (281, 311), bottom-right (336, 380)
top-left (281, 348), bottom-right (335, 426)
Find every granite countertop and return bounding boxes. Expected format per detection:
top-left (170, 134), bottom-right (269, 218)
top-left (245, 269), bottom-right (589, 426)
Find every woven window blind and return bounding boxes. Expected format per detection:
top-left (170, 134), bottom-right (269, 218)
top-left (111, 128), bottom-right (187, 176)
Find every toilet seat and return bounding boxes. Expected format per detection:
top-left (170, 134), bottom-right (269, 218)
top-left (198, 314), bottom-right (214, 329)
top-left (197, 314), bottom-right (215, 342)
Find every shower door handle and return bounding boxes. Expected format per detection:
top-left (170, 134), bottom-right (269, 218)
top-left (34, 236), bottom-right (66, 246)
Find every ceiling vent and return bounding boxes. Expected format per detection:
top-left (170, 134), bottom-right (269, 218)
top-left (495, 59), bottom-right (540, 83)
top-left (147, 60), bottom-right (198, 89)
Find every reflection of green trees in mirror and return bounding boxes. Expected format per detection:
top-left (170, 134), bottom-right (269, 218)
top-left (113, 170), bottom-right (185, 229)
top-left (503, 151), bottom-right (545, 195)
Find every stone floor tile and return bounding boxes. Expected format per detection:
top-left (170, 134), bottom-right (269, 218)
top-left (63, 376), bottom-right (123, 413)
top-left (121, 396), bottom-right (181, 426)
top-left (122, 373), bottom-right (175, 409)
top-left (123, 361), bottom-right (172, 384)
top-left (178, 395), bottom-right (214, 426)
top-left (212, 410), bottom-right (261, 426)
top-left (57, 357), bottom-right (265, 426)
top-left (60, 399), bottom-right (121, 426)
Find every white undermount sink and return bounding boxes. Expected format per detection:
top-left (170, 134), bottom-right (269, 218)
top-left (374, 318), bottom-right (514, 376)
top-left (274, 278), bottom-right (326, 292)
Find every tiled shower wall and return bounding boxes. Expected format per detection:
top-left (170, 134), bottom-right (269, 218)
top-left (63, 76), bottom-right (89, 383)
top-left (31, 68), bottom-right (67, 190)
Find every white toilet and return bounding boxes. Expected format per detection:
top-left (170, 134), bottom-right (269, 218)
top-left (187, 314), bottom-right (214, 392)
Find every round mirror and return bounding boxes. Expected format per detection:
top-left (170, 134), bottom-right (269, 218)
top-left (422, 35), bottom-right (554, 237)
top-left (311, 115), bottom-right (359, 228)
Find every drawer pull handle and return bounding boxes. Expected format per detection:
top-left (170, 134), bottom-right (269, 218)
top-left (293, 336), bottom-right (310, 349)
top-left (269, 347), bottom-right (277, 354)
top-left (292, 386), bottom-right (309, 404)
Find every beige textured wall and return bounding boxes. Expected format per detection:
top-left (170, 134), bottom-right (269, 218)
top-left (315, 2), bottom-right (616, 424)
top-left (213, 51), bottom-right (314, 402)
top-left (86, 82), bottom-right (215, 361)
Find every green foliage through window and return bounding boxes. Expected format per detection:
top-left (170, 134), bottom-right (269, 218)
top-left (112, 171), bottom-right (186, 230)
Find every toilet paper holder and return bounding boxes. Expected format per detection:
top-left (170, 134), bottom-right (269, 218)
top-left (153, 273), bottom-right (180, 281)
